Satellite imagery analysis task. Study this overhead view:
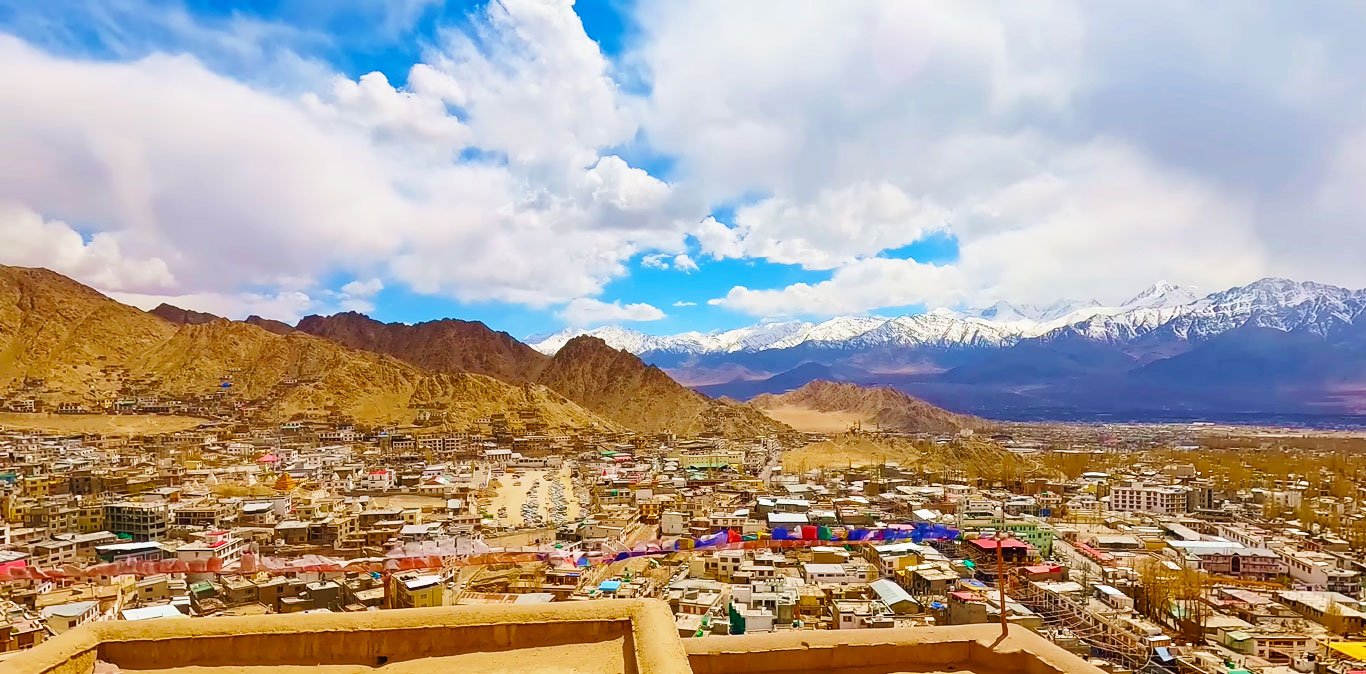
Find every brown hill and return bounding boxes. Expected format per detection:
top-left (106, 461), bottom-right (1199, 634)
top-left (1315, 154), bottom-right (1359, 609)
top-left (244, 315), bottom-right (294, 335)
top-left (0, 266), bottom-right (615, 430)
top-left (295, 312), bottom-right (547, 383)
top-left (751, 380), bottom-right (989, 434)
top-left (148, 303), bottom-right (222, 325)
top-left (535, 336), bottom-right (789, 436)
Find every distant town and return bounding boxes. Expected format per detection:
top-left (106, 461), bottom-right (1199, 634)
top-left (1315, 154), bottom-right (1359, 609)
top-left (3, 406), bottom-right (1366, 674)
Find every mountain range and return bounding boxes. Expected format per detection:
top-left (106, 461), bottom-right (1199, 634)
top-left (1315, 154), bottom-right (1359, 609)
top-left (0, 266), bottom-right (789, 437)
top-left (530, 279), bottom-right (1366, 419)
top-left (7, 264), bottom-right (1361, 428)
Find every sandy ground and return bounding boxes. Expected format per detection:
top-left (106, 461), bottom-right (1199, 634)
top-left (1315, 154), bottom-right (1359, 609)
top-left (781, 436), bottom-right (918, 472)
top-left (0, 412), bottom-right (209, 435)
top-left (758, 405), bottom-right (868, 433)
top-left (484, 464), bottom-right (581, 528)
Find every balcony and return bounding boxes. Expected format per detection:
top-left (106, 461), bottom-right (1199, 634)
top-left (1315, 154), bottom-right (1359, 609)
top-left (3, 600), bottom-right (1104, 674)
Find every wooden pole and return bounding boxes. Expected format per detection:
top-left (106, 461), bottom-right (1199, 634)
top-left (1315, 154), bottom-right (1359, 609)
top-left (996, 533), bottom-right (1009, 637)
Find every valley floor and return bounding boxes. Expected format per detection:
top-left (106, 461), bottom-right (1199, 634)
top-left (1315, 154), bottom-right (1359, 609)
top-left (755, 404), bottom-right (868, 433)
top-left (0, 412), bottom-right (210, 435)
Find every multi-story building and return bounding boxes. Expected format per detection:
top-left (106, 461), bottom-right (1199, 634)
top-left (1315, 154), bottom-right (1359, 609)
top-left (175, 530), bottom-right (248, 577)
top-left (1278, 549), bottom-right (1362, 595)
top-left (103, 502), bottom-right (171, 542)
top-left (1186, 548), bottom-right (1286, 581)
top-left (1109, 482), bottom-right (1188, 514)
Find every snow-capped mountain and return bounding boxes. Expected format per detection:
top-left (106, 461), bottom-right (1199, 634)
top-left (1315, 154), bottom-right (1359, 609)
top-left (850, 309), bottom-right (1021, 348)
top-left (528, 325), bottom-right (678, 355)
top-left (1122, 281), bottom-right (1200, 310)
top-left (965, 298), bottom-right (1102, 323)
top-left (529, 279), bottom-right (1365, 357)
top-left (1155, 278), bottom-right (1365, 341)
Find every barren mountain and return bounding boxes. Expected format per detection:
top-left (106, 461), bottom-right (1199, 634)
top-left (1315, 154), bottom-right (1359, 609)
top-left (244, 315), bottom-right (294, 335)
top-left (296, 312), bottom-right (547, 383)
top-left (0, 266), bottom-right (615, 429)
top-left (535, 336), bottom-right (789, 436)
top-left (751, 380), bottom-right (989, 434)
top-left (148, 303), bottom-right (222, 325)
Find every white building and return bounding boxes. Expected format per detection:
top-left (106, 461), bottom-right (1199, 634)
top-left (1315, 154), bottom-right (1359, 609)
top-left (176, 530), bottom-right (248, 579)
top-left (358, 469), bottom-right (396, 491)
top-left (802, 562), bottom-right (868, 585)
top-left (1278, 549), bottom-right (1362, 595)
top-left (1109, 482), bottom-right (1188, 514)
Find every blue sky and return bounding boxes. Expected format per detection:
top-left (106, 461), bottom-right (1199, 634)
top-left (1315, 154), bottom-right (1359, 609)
top-left (0, 1), bottom-right (1363, 340)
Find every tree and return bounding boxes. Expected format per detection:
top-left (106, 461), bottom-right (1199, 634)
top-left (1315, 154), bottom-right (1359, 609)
top-left (1322, 600), bottom-right (1353, 636)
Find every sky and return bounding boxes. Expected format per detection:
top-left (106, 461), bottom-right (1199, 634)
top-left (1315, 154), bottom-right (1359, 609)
top-left (1, 1), bottom-right (1365, 340)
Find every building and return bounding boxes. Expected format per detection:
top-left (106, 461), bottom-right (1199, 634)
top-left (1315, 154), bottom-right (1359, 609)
top-left (1109, 483), bottom-right (1188, 514)
top-left (103, 502), bottom-right (170, 542)
top-left (175, 530), bottom-right (248, 578)
top-left (1185, 548), bottom-right (1286, 581)
top-left (1278, 549), bottom-right (1361, 595)
top-left (390, 572), bottom-right (445, 608)
top-left (39, 601), bottom-right (99, 634)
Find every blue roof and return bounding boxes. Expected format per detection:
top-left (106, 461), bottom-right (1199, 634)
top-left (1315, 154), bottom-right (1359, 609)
top-left (598, 580), bottom-right (622, 592)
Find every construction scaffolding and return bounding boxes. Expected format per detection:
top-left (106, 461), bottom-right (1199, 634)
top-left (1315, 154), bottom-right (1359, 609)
top-left (1008, 574), bottom-right (1161, 673)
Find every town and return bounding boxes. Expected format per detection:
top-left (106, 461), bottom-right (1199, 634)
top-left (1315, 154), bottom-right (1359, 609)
top-left (2, 412), bottom-right (1366, 674)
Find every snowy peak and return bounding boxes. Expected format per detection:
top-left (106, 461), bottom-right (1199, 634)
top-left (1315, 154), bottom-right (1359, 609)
top-left (964, 298), bottom-right (1101, 322)
top-left (528, 325), bottom-right (663, 355)
top-left (1122, 281), bottom-right (1199, 310)
top-left (530, 279), bottom-right (1365, 356)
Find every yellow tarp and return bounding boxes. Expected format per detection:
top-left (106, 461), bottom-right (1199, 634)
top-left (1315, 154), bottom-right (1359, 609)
top-left (1327, 641), bottom-right (1366, 660)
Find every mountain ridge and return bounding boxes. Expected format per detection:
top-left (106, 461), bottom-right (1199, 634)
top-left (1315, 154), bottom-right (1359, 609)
top-left (750, 380), bottom-right (991, 434)
top-left (0, 266), bottom-right (619, 431)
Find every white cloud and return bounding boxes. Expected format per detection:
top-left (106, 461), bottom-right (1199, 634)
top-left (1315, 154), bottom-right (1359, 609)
top-left (0, 0), bottom-right (685, 316)
top-left (720, 183), bottom-right (949, 270)
top-left (672, 254), bottom-right (699, 272)
top-left (712, 141), bottom-right (1267, 316)
top-left (635, 2), bottom-right (1364, 315)
top-left (558, 298), bottom-right (666, 326)
top-left (111, 289), bottom-right (317, 323)
top-left (671, 300), bottom-right (697, 307)
top-left (5, 0), bottom-right (1366, 329)
top-left (0, 202), bottom-right (176, 292)
top-left (640, 254), bottom-right (670, 270)
top-left (335, 277), bottom-right (385, 313)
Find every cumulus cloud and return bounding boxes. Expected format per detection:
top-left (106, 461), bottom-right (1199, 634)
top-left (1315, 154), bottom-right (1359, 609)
top-left (635, 1), bottom-right (1366, 316)
top-left (672, 254), bottom-right (699, 272)
top-left (335, 278), bottom-right (385, 313)
top-left (4, 0), bottom-right (1366, 328)
top-left (558, 298), bottom-right (666, 326)
top-left (111, 289), bottom-right (318, 323)
top-left (671, 300), bottom-right (697, 307)
top-left (0, 0), bottom-right (690, 319)
top-left (0, 203), bottom-right (176, 292)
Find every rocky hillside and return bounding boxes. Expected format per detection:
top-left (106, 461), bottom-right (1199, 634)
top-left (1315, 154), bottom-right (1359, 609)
top-left (148, 303), bottom-right (222, 325)
top-left (295, 312), bottom-right (547, 383)
top-left (0, 266), bottom-right (615, 429)
top-left (244, 315), bottom-right (294, 335)
top-left (535, 336), bottom-right (790, 436)
top-left (751, 380), bottom-right (989, 434)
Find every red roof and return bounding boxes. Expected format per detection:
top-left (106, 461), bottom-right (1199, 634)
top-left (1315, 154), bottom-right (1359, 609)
top-left (1023, 564), bottom-right (1062, 574)
top-left (967, 537), bottom-right (1030, 551)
